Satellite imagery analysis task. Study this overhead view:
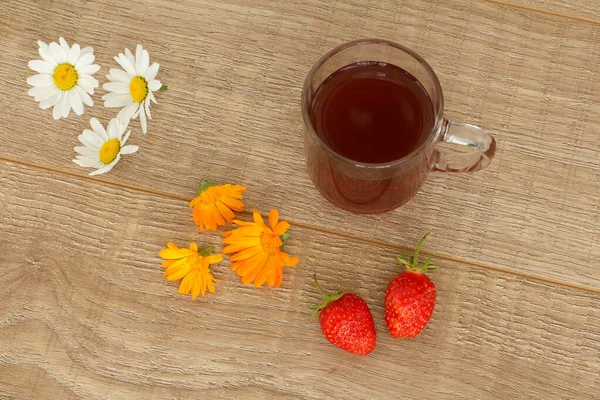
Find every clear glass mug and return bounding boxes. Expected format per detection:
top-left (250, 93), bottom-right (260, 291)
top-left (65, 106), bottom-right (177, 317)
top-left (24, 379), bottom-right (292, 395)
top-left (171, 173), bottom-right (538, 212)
top-left (301, 39), bottom-right (496, 214)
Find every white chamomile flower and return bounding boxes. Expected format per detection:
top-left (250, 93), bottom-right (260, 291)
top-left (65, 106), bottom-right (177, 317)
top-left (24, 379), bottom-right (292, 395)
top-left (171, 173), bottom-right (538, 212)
top-left (27, 37), bottom-right (100, 120)
top-left (102, 44), bottom-right (162, 134)
top-left (74, 117), bottom-right (139, 176)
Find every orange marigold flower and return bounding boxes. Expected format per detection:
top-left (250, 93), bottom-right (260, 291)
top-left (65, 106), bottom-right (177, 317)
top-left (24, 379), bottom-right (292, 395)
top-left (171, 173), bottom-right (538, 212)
top-left (223, 209), bottom-right (299, 288)
top-left (189, 179), bottom-right (247, 232)
top-left (159, 242), bottom-right (222, 299)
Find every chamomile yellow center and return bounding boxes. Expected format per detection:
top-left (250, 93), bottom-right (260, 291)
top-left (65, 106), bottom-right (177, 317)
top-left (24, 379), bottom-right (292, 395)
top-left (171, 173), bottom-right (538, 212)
top-left (53, 63), bottom-right (78, 91)
top-left (99, 139), bottom-right (120, 164)
top-left (130, 76), bottom-right (148, 103)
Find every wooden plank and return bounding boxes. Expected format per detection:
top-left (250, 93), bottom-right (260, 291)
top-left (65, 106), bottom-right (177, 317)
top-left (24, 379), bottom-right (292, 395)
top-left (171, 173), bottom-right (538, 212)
top-left (1, 161), bottom-right (598, 399)
top-left (1, 0), bottom-right (599, 289)
top-left (487, 0), bottom-right (600, 22)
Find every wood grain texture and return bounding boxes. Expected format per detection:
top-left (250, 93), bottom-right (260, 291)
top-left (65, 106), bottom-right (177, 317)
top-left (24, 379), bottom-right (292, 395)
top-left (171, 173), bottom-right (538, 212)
top-left (489, 0), bottom-right (600, 22)
top-left (1, 161), bottom-right (599, 399)
top-left (2, 0), bottom-right (599, 289)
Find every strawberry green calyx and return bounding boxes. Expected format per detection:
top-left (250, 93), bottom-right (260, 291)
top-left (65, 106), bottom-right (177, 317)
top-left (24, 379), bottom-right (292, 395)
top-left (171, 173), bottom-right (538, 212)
top-left (311, 274), bottom-right (342, 318)
top-left (396, 232), bottom-right (439, 273)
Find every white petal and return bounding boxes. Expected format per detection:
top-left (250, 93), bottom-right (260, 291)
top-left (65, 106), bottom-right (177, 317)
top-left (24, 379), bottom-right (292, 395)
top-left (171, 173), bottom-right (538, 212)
top-left (135, 45), bottom-right (149, 75)
top-left (28, 85), bottom-right (49, 97)
top-left (145, 63), bottom-right (159, 81)
top-left (144, 97), bottom-right (151, 120)
top-left (70, 90), bottom-right (84, 115)
top-left (59, 37), bottom-right (71, 56)
top-left (27, 74), bottom-right (53, 87)
top-left (75, 85), bottom-right (94, 107)
top-left (105, 94), bottom-right (133, 108)
top-left (37, 40), bottom-right (48, 49)
top-left (107, 118), bottom-right (119, 139)
top-left (81, 128), bottom-right (104, 145)
top-left (52, 93), bottom-right (64, 119)
top-left (131, 103), bottom-right (142, 119)
top-left (90, 154), bottom-right (121, 176)
top-left (39, 89), bottom-right (61, 109)
top-left (35, 86), bottom-right (58, 102)
top-left (79, 130), bottom-right (102, 149)
top-left (75, 53), bottom-right (95, 70)
top-left (139, 49), bottom-right (149, 75)
top-left (125, 48), bottom-right (136, 70)
top-left (78, 75), bottom-right (98, 92)
top-left (73, 158), bottom-right (93, 167)
top-left (117, 103), bottom-right (138, 123)
top-left (28, 60), bottom-right (54, 74)
top-left (68, 43), bottom-right (81, 65)
top-left (115, 53), bottom-right (136, 75)
top-left (80, 47), bottom-right (94, 56)
top-left (90, 118), bottom-right (108, 140)
top-left (39, 47), bottom-right (58, 67)
top-left (74, 158), bottom-right (103, 168)
top-left (107, 68), bottom-right (132, 83)
top-left (61, 92), bottom-right (71, 118)
top-left (148, 80), bottom-right (162, 92)
top-left (103, 81), bottom-right (129, 94)
top-left (49, 42), bottom-right (66, 63)
top-left (149, 91), bottom-right (158, 104)
top-left (121, 145), bottom-right (138, 155)
top-left (122, 130), bottom-right (131, 144)
top-left (80, 64), bottom-right (100, 75)
top-left (139, 107), bottom-right (147, 133)
top-left (74, 146), bottom-right (98, 157)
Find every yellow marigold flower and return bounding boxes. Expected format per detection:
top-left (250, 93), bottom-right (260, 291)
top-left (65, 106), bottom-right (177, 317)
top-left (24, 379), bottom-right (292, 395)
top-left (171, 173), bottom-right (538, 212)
top-left (159, 242), bottom-right (222, 299)
top-left (223, 209), bottom-right (299, 288)
top-left (189, 179), bottom-right (247, 232)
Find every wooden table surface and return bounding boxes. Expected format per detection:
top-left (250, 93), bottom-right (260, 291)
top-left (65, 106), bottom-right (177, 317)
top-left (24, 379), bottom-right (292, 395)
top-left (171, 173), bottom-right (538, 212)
top-left (1, 0), bottom-right (599, 399)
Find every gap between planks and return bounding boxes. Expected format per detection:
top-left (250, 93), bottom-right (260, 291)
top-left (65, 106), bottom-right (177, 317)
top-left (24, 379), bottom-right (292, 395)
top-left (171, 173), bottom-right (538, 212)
top-left (2, 156), bottom-right (598, 295)
top-left (482, 0), bottom-right (600, 25)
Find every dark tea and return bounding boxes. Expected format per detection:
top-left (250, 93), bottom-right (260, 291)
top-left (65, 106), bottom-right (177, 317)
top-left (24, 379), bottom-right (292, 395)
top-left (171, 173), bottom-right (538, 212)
top-left (303, 40), bottom-right (495, 214)
top-left (305, 61), bottom-right (436, 213)
top-left (310, 62), bottom-right (434, 164)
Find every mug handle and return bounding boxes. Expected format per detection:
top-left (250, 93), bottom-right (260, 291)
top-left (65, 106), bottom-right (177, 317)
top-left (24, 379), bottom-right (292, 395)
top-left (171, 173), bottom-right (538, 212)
top-left (434, 119), bottom-right (496, 172)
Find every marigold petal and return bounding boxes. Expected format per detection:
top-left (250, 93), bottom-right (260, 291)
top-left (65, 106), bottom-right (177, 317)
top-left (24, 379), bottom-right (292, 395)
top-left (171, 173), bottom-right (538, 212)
top-left (207, 279), bottom-right (216, 293)
top-left (280, 253), bottom-right (300, 267)
top-left (200, 268), bottom-right (207, 297)
top-left (211, 203), bottom-right (227, 226)
top-left (192, 206), bottom-right (207, 232)
top-left (162, 259), bottom-right (176, 268)
top-left (189, 196), bottom-right (201, 208)
top-left (178, 271), bottom-right (194, 295)
top-left (247, 254), bottom-right (278, 286)
top-left (229, 245), bottom-right (263, 261)
top-left (203, 206), bottom-right (219, 231)
top-left (272, 221), bottom-right (290, 237)
top-left (219, 196), bottom-right (245, 211)
top-left (235, 251), bottom-right (268, 276)
top-left (189, 242), bottom-right (198, 253)
top-left (191, 272), bottom-right (203, 299)
top-left (252, 210), bottom-right (264, 225)
top-left (222, 237), bottom-right (262, 254)
top-left (165, 262), bottom-right (193, 281)
top-left (204, 254), bottom-right (223, 264)
top-left (215, 201), bottom-right (235, 222)
top-left (159, 247), bottom-right (187, 260)
top-left (274, 265), bottom-right (284, 288)
top-left (268, 209), bottom-right (279, 229)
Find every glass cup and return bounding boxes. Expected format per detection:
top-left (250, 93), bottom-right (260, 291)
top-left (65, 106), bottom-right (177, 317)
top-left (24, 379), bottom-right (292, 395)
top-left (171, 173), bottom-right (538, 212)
top-left (301, 39), bottom-right (496, 214)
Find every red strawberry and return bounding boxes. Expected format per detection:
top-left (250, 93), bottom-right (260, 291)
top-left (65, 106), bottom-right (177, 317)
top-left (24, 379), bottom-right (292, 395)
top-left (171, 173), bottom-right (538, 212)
top-left (385, 232), bottom-right (438, 338)
top-left (312, 274), bottom-right (376, 355)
